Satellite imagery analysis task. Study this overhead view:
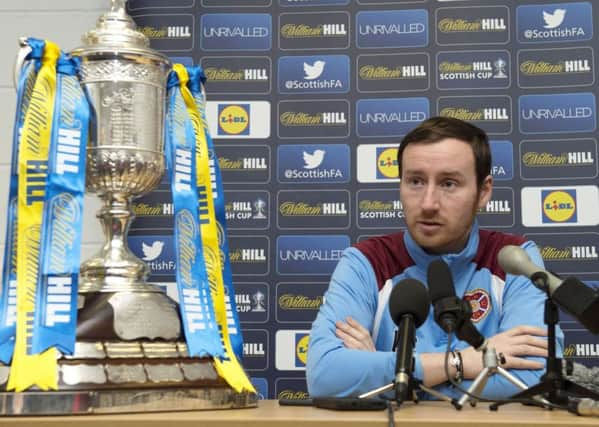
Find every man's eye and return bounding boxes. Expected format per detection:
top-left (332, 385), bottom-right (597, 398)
top-left (442, 180), bottom-right (457, 189)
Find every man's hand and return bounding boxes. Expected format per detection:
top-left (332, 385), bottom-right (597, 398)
top-left (461, 325), bottom-right (548, 379)
top-left (335, 317), bottom-right (376, 352)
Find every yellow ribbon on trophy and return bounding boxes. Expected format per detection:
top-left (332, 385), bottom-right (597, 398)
top-left (172, 64), bottom-right (255, 393)
top-left (7, 40), bottom-right (60, 392)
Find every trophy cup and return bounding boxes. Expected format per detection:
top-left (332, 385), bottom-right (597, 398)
top-left (493, 58), bottom-right (507, 79)
top-left (0, 0), bottom-right (256, 414)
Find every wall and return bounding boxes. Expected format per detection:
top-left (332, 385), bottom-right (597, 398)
top-left (0, 0), bottom-right (109, 270)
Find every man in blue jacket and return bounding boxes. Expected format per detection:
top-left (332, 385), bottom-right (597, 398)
top-left (307, 116), bottom-right (561, 399)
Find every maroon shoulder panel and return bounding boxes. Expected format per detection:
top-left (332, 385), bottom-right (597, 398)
top-left (353, 232), bottom-right (415, 291)
top-left (473, 230), bottom-right (526, 280)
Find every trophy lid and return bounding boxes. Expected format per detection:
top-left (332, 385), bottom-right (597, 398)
top-left (71, 0), bottom-right (168, 64)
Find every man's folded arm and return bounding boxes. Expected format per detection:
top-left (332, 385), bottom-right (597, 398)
top-left (307, 248), bottom-right (394, 397)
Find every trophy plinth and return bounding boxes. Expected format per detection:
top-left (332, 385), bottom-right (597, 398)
top-left (0, 0), bottom-right (257, 414)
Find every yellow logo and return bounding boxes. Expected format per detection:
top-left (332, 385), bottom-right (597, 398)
top-left (296, 334), bottom-right (310, 366)
top-left (218, 104), bottom-right (249, 135)
top-left (377, 147), bottom-right (399, 179)
top-left (563, 345), bottom-right (576, 358)
top-left (542, 190), bottom-right (576, 223)
top-left (278, 390), bottom-right (309, 400)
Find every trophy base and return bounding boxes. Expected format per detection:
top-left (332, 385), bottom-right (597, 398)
top-left (0, 386), bottom-right (257, 415)
top-left (0, 341), bottom-right (258, 415)
top-left (0, 290), bottom-right (258, 415)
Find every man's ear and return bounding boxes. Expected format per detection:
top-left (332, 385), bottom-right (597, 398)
top-left (477, 175), bottom-right (493, 210)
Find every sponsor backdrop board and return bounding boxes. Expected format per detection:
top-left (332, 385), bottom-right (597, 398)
top-left (126, 0), bottom-right (599, 399)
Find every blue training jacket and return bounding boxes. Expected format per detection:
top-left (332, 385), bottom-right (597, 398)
top-left (307, 222), bottom-right (563, 399)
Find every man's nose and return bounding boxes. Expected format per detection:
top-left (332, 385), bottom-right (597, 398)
top-left (420, 184), bottom-right (441, 211)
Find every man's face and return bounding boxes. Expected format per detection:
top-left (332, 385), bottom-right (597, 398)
top-left (399, 138), bottom-right (492, 254)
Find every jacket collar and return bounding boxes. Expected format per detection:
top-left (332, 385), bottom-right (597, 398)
top-left (403, 220), bottom-right (480, 275)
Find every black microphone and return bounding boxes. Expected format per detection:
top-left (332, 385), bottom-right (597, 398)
top-left (427, 259), bottom-right (486, 350)
top-left (498, 245), bottom-right (599, 334)
top-left (388, 278), bottom-right (430, 402)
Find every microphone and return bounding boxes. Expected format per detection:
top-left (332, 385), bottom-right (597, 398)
top-left (427, 259), bottom-right (486, 349)
top-left (569, 398), bottom-right (599, 417)
top-left (498, 245), bottom-right (599, 334)
top-left (388, 278), bottom-right (430, 402)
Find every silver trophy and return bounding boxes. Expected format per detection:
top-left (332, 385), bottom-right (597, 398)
top-left (0, 0), bottom-right (256, 415)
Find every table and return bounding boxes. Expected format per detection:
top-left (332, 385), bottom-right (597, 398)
top-left (1, 400), bottom-right (597, 427)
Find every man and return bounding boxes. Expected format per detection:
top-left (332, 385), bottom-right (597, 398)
top-left (307, 117), bottom-right (562, 399)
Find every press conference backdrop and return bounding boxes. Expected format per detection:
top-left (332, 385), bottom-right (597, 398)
top-left (125, 0), bottom-right (599, 400)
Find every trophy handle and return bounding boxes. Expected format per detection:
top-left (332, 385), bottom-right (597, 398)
top-left (13, 37), bottom-right (31, 90)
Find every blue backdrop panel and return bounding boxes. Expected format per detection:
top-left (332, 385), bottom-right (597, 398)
top-left (126, 0), bottom-right (599, 399)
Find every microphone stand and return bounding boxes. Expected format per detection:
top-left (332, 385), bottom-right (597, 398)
top-left (490, 272), bottom-right (599, 411)
top-left (359, 329), bottom-right (459, 410)
top-left (456, 342), bottom-right (530, 409)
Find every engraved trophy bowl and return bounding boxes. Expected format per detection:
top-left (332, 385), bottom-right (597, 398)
top-left (73, 1), bottom-right (169, 295)
top-left (0, 0), bottom-right (256, 415)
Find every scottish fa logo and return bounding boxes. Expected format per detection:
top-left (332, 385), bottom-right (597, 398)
top-left (141, 241), bottom-right (165, 261)
top-left (542, 9), bottom-right (566, 29)
top-left (303, 149), bottom-right (325, 169)
top-left (304, 60), bottom-right (325, 80)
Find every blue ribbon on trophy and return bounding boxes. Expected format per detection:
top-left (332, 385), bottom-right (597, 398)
top-left (32, 53), bottom-right (89, 356)
top-left (165, 70), bottom-right (223, 358)
top-left (187, 66), bottom-right (244, 359)
top-left (0, 38), bottom-right (44, 364)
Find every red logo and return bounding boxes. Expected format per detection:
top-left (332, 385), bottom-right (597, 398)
top-left (463, 289), bottom-right (491, 322)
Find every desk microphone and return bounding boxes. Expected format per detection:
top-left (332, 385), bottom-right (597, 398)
top-left (498, 245), bottom-right (599, 334)
top-left (427, 259), bottom-right (486, 349)
top-left (388, 278), bottom-right (430, 402)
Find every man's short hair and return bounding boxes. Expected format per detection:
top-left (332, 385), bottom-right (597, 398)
top-left (396, 116), bottom-right (491, 188)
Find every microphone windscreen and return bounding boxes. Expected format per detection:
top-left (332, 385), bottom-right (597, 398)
top-left (497, 244), bottom-right (544, 278)
top-left (427, 259), bottom-right (455, 303)
top-left (388, 278), bottom-right (430, 328)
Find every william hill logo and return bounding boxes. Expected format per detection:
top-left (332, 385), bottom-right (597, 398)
top-left (218, 104), bottom-right (250, 136)
top-left (134, 202), bottom-right (167, 216)
top-left (279, 294), bottom-right (323, 310)
top-left (229, 248), bottom-right (267, 262)
top-left (438, 18), bottom-right (506, 33)
top-left (542, 190), bottom-right (577, 223)
top-left (219, 157), bottom-right (267, 171)
top-left (279, 202), bottom-right (347, 216)
top-left (520, 59), bottom-right (591, 75)
top-left (278, 390), bottom-right (309, 400)
top-left (280, 23), bottom-right (347, 38)
top-left (483, 200), bottom-right (511, 213)
top-left (564, 343), bottom-right (599, 358)
top-left (280, 112), bottom-right (347, 126)
top-left (359, 65), bottom-right (426, 80)
top-left (243, 341), bottom-right (265, 356)
top-left (204, 67), bottom-right (268, 81)
top-left (522, 151), bottom-right (594, 166)
top-left (440, 107), bottom-right (509, 122)
top-left (139, 26), bottom-right (191, 39)
top-left (540, 245), bottom-right (598, 260)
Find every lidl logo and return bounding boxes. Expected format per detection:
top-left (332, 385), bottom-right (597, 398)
top-left (218, 104), bottom-right (250, 135)
top-left (542, 189), bottom-right (577, 223)
top-left (295, 333), bottom-right (310, 367)
top-left (376, 147), bottom-right (398, 179)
